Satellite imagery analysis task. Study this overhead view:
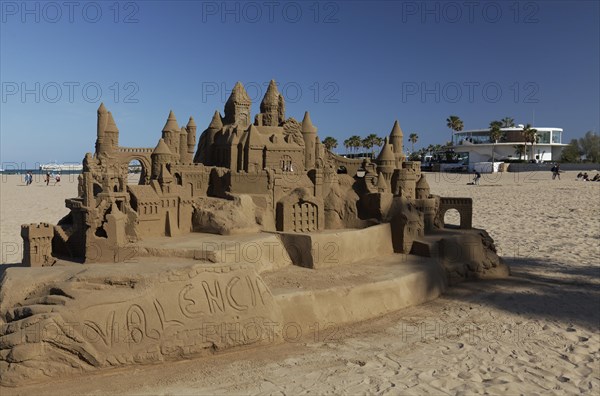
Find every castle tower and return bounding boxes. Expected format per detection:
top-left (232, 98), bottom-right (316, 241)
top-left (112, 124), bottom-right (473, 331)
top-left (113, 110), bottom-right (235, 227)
top-left (415, 174), bottom-right (430, 199)
top-left (162, 110), bottom-right (180, 162)
top-left (376, 137), bottom-right (396, 183)
top-left (151, 138), bottom-right (173, 179)
top-left (259, 80), bottom-right (285, 126)
top-left (21, 223), bottom-right (54, 267)
top-left (194, 111), bottom-right (223, 164)
top-left (376, 172), bottom-right (389, 193)
top-left (389, 120), bottom-right (405, 166)
top-left (302, 111), bottom-right (318, 169)
top-left (95, 103), bottom-right (119, 155)
top-left (224, 82), bottom-right (251, 127)
top-left (186, 116), bottom-right (197, 161)
top-left (179, 126), bottom-right (189, 164)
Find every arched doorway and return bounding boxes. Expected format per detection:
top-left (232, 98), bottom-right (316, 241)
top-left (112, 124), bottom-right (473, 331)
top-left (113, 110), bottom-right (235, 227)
top-left (127, 160), bottom-right (144, 185)
top-left (443, 209), bottom-right (461, 228)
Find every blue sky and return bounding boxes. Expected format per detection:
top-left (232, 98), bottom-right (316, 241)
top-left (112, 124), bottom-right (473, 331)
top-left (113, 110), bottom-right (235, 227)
top-left (1, 0), bottom-right (598, 166)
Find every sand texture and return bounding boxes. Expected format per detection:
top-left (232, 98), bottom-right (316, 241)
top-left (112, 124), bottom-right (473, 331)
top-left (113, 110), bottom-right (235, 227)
top-left (1, 171), bottom-right (599, 394)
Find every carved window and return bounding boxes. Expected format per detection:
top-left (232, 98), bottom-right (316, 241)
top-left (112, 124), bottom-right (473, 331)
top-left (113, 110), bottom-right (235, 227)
top-left (291, 202), bottom-right (317, 232)
top-left (280, 155), bottom-right (293, 172)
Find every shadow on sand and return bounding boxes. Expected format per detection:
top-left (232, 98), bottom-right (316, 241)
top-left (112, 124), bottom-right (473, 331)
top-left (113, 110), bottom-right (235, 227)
top-left (444, 257), bottom-right (600, 331)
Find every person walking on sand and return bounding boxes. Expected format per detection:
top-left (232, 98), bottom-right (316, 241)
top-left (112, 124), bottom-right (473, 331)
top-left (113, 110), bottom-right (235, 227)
top-left (45, 172), bottom-right (51, 186)
top-left (552, 163), bottom-right (561, 180)
top-left (54, 173), bottom-right (61, 185)
top-left (473, 170), bottom-right (481, 186)
top-left (24, 171), bottom-right (32, 186)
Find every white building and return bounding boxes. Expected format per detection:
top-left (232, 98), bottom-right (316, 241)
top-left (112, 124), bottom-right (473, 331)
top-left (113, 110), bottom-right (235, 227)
top-left (450, 125), bottom-right (567, 164)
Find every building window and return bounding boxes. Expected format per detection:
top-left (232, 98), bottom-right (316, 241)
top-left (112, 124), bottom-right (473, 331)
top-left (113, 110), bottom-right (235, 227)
top-left (552, 131), bottom-right (562, 144)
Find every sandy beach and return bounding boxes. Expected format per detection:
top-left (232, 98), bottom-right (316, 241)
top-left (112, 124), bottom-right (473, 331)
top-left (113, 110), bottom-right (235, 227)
top-left (1, 170), bottom-right (599, 394)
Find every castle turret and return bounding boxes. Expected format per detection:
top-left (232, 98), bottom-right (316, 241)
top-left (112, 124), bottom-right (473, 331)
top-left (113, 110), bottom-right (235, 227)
top-left (389, 120), bottom-right (405, 166)
top-left (179, 126), bottom-right (189, 164)
top-left (151, 138), bottom-right (172, 179)
top-left (415, 175), bottom-right (435, 231)
top-left (194, 111), bottom-right (223, 164)
top-left (376, 172), bottom-right (389, 193)
top-left (376, 137), bottom-right (396, 184)
top-left (95, 103), bottom-right (119, 155)
top-left (302, 111), bottom-right (318, 169)
top-left (186, 116), bottom-right (197, 161)
top-left (162, 110), bottom-right (180, 162)
top-left (21, 223), bottom-right (55, 267)
top-left (259, 80), bottom-right (285, 126)
top-left (415, 174), bottom-right (430, 199)
top-left (224, 82), bottom-right (251, 127)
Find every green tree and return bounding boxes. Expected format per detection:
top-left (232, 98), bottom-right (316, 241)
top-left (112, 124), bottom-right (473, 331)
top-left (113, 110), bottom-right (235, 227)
top-left (579, 131), bottom-right (600, 162)
top-left (348, 135), bottom-right (362, 153)
top-left (501, 117), bottom-right (515, 128)
top-left (322, 137), bottom-right (338, 152)
top-left (446, 115), bottom-right (464, 143)
top-left (513, 145), bottom-right (526, 160)
top-left (561, 139), bottom-right (582, 162)
top-left (522, 124), bottom-right (538, 161)
top-left (362, 133), bottom-right (379, 155)
top-left (375, 136), bottom-right (384, 149)
top-left (408, 133), bottom-right (419, 154)
top-left (343, 138), bottom-right (350, 153)
top-left (489, 120), bottom-right (504, 164)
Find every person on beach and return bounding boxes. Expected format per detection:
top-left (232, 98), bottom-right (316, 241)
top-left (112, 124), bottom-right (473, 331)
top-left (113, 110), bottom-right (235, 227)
top-left (24, 171), bottom-right (32, 186)
top-left (54, 173), bottom-right (61, 185)
top-left (45, 172), bottom-right (51, 186)
top-left (551, 164), bottom-right (561, 180)
top-left (473, 171), bottom-right (481, 186)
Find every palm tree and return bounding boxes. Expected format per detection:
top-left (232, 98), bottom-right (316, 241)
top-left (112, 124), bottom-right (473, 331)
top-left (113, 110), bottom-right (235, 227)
top-left (513, 144), bottom-right (526, 160)
top-left (446, 115), bottom-right (464, 144)
top-left (343, 138), bottom-right (351, 154)
top-left (408, 133), bottom-right (419, 154)
top-left (322, 137), bottom-right (338, 152)
top-left (362, 133), bottom-right (379, 156)
top-left (501, 117), bottom-right (515, 128)
top-left (374, 136), bottom-right (384, 152)
top-left (489, 120), bottom-right (504, 165)
top-left (349, 135), bottom-right (362, 151)
top-left (522, 124), bottom-right (538, 161)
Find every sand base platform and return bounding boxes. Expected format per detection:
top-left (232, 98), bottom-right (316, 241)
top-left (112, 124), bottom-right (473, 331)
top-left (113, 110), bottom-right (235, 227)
top-left (0, 252), bottom-right (445, 386)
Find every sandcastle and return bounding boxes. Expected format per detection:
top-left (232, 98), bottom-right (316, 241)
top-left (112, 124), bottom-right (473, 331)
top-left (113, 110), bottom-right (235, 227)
top-left (0, 80), bottom-right (509, 386)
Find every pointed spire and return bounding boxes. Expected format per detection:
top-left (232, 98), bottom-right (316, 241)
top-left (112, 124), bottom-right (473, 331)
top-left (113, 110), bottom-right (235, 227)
top-left (416, 175), bottom-right (430, 190)
top-left (390, 120), bottom-right (403, 137)
top-left (187, 116), bottom-right (196, 129)
top-left (97, 102), bottom-right (107, 114)
top-left (261, 79), bottom-right (280, 107)
top-left (377, 172), bottom-right (389, 192)
top-left (159, 163), bottom-right (173, 183)
top-left (301, 111), bottom-right (317, 134)
top-left (152, 138), bottom-right (172, 155)
top-left (227, 82), bottom-right (251, 105)
top-left (208, 110), bottom-right (223, 129)
top-left (105, 111), bottom-right (119, 133)
top-left (377, 137), bottom-right (395, 162)
top-left (162, 110), bottom-right (179, 132)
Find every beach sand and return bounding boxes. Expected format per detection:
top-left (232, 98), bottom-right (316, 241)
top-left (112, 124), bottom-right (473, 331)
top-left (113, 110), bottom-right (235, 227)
top-left (1, 170), bottom-right (599, 394)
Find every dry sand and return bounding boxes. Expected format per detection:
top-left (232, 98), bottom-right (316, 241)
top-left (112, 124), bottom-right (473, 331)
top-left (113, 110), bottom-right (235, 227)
top-left (1, 170), bottom-right (599, 394)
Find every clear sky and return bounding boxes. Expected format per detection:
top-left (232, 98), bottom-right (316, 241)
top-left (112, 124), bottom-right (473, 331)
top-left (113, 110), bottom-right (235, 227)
top-left (1, 0), bottom-right (598, 166)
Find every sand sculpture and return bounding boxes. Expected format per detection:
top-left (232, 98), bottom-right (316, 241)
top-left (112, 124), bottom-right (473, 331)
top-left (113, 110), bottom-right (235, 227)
top-left (1, 80), bottom-right (509, 386)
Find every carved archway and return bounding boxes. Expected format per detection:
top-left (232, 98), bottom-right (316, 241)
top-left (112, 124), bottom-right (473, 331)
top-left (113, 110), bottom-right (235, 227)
top-left (437, 197), bottom-right (473, 229)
